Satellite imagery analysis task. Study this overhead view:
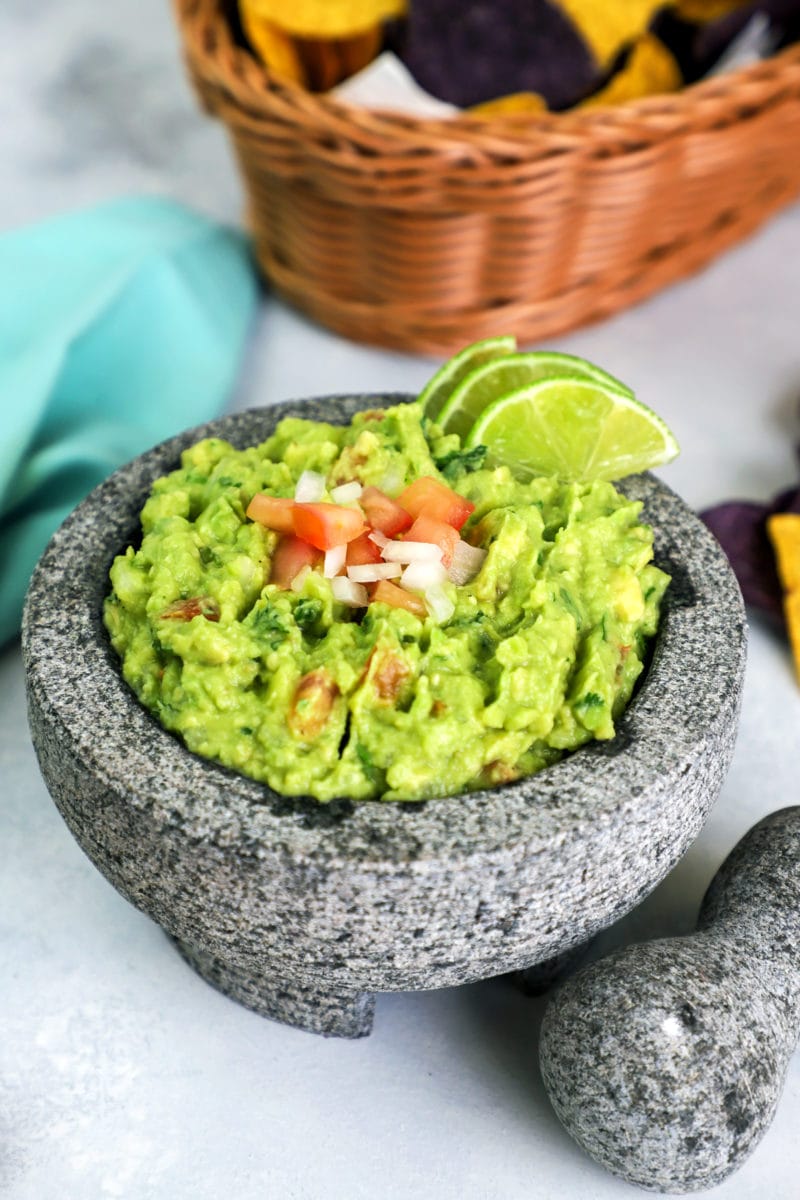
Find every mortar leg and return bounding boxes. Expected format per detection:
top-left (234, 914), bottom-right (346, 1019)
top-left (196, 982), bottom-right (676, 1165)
top-left (171, 936), bottom-right (376, 1038)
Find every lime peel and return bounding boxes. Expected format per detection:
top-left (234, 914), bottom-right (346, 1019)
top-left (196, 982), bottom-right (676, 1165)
top-left (464, 377), bottom-right (680, 484)
top-left (419, 334), bottom-right (517, 421)
top-left (437, 350), bottom-right (634, 441)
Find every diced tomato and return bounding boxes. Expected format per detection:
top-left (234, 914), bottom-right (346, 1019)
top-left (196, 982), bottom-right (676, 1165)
top-left (246, 493), bottom-right (296, 534)
top-left (359, 486), bottom-right (412, 537)
top-left (370, 579), bottom-right (427, 618)
top-left (397, 477), bottom-right (475, 531)
top-left (405, 514), bottom-right (459, 568)
top-left (270, 535), bottom-right (321, 588)
top-left (346, 531), bottom-right (384, 566)
top-left (292, 503), bottom-right (366, 550)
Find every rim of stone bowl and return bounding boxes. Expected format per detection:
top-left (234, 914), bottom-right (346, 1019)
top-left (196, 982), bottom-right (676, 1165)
top-left (22, 394), bottom-right (747, 872)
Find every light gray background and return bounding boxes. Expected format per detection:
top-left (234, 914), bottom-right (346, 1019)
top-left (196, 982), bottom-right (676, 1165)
top-left (1, 3), bottom-right (799, 1197)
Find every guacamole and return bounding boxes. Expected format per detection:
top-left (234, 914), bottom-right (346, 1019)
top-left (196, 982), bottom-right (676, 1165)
top-left (104, 401), bottom-right (669, 802)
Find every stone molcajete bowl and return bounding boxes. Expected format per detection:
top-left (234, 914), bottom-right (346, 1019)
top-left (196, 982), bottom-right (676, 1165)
top-left (23, 395), bottom-right (747, 1038)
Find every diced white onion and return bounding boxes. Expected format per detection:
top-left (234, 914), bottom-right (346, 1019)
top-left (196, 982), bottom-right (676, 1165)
top-left (294, 470), bottom-right (326, 503)
top-left (382, 540), bottom-right (443, 564)
top-left (447, 540), bottom-right (488, 586)
top-left (330, 481), bottom-right (362, 505)
top-left (347, 562), bottom-right (403, 583)
top-left (331, 576), bottom-right (368, 607)
top-left (401, 560), bottom-right (448, 591)
top-left (368, 529), bottom-right (389, 549)
top-left (290, 564), bottom-right (312, 593)
top-left (377, 467), bottom-right (404, 497)
top-left (323, 544), bottom-right (347, 578)
top-left (424, 585), bottom-right (455, 624)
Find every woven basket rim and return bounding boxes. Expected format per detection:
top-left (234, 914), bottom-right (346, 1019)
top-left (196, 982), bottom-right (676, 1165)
top-left (176, 0), bottom-right (800, 152)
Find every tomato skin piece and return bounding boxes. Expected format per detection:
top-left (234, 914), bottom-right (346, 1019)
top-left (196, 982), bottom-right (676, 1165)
top-left (292, 502), bottom-right (366, 550)
top-left (397, 477), bottom-right (475, 531)
top-left (288, 670), bottom-right (339, 741)
top-left (370, 579), bottom-right (427, 618)
top-left (346, 531), bottom-right (384, 566)
top-left (359, 486), bottom-right (412, 536)
top-left (246, 493), bottom-right (296, 534)
top-left (270, 535), bottom-right (321, 588)
top-left (160, 596), bottom-right (220, 622)
top-left (405, 514), bottom-right (459, 568)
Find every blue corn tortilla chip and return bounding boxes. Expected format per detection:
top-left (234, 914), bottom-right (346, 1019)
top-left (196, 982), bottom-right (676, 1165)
top-left (654, 1), bottom-right (800, 83)
top-left (394, 0), bottom-right (604, 110)
top-left (701, 481), bottom-right (800, 617)
top-left (694, 0), bottom-right (800, 62)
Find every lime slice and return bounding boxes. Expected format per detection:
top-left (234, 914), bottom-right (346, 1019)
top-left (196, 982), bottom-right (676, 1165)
top-left (437, 350), bottom-right (633, 440)
top-left (419, 335), bottom-right (517, 421)
top-left (465, 378), bottom-right (680, 483)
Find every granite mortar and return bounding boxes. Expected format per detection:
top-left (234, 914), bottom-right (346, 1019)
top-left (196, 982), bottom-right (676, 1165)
top-left (23, 395), bottom-right (747, 1037)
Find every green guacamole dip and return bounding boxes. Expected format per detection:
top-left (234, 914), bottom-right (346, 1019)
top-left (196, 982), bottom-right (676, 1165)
top-left (104, 401), bottom-right (669, 802)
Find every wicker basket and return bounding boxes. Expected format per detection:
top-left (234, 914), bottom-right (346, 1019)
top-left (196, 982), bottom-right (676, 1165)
top-left (175, 0), bottom-right (800, 355)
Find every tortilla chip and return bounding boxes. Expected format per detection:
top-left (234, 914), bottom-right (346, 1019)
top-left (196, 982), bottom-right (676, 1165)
top-left (580, 34), bottom-right (682, 108)
top-left (672, 0), bottom-right (750, 23)
top-left (558, 0), bottom-right (666, 66)
top-left (240, 0), bottom-right (406, 40)
top-left (239, 7), bottom-right (307, 83)
top-left (470, 91), bottom-right (549, 117)
top-left (768, 513), bottom-right (800, 683)
top-left (784, 591), bottom-right (800, 685)
top-left (296, 26), bottom-right (383, 90)
top-left (768, 513), bottom-right (800, 593)
top-left (397, 0), bottom-right (602, 111)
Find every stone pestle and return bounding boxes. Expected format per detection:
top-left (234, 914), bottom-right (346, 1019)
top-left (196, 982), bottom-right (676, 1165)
top-left (538, 807), bottom-right (800, 1193)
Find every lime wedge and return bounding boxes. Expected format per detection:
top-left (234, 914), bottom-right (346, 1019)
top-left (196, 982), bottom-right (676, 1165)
top-left (465, 378), bottom-right (680, 483)
top-left (419, 335), bottom-right (517, 421)
top-left (437, 350), bottom-right (633, 440)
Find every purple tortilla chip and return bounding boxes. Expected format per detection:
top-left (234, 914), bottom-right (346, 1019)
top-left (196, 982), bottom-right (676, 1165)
top-left (395, 0), bottom-right (603, 110)
top-left (695, 1), bottom-right (800, 65)
top-left (700, 480), bottom-right (800, 617)
top-left (700, 500), bottom-right (783, 615)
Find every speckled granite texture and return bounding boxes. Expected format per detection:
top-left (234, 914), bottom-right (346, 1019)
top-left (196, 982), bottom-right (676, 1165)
top-left (23, 396), bottom-right (747, 1037)
top-left (539, 807), bottom-right (800, 1192)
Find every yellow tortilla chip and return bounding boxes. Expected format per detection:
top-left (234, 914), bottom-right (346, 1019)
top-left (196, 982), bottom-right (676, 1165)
top-left (784, 592), bottom-right (800, 685)
top-left (469, 92), bottom-right (549, 117)
top-left (558, 0), bottom-right (665, 67)
top-left (768, 513), bottom-right (800, 684)
top-left (296, 26), bottom-right (382, 91)
top-left (240, 0), bottom-right (406, 40)
top-left (580, 34), bottom-right (682, 110)
top-left (239, 7), bottom-right (307, 83)
top-left (768, 513), bottom-right (800, 594)
top-left (672, 1), bottom-right (750, 23)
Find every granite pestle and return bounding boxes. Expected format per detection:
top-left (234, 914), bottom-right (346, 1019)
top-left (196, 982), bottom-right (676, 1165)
top-left (539, 806), bottom-right (800, 1192)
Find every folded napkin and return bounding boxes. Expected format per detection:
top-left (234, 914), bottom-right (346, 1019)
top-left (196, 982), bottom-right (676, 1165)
top-left (0, 196), bottom-right (258, 647)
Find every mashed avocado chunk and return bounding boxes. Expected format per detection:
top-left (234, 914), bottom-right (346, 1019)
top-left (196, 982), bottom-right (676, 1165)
top-left (104, 400), bottom-right (669, 802)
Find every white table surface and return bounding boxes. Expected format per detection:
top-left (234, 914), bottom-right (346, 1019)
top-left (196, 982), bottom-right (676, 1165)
top-left (2, 3), bottom-right (799, 1197)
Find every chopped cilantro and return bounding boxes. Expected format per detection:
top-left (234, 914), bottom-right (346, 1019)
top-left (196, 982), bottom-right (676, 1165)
top-left (559, 586), bottom-right (583, 628)
top-left (578, 692), bottom-right (605, 710)
top-left (294, 598), bottom-right (323, 631)
top-left (356, 743), bottom-right (380, 781)
top-left (250, 605), bottom-right (287, 648)
top-left (434, 444), bottom-right (488, 480)
top-left (448, 611), bottom-right (486, 628)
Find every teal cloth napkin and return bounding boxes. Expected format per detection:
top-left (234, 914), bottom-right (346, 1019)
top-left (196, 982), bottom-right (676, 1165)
top-left (0, 196), bottom-right (259, 647)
